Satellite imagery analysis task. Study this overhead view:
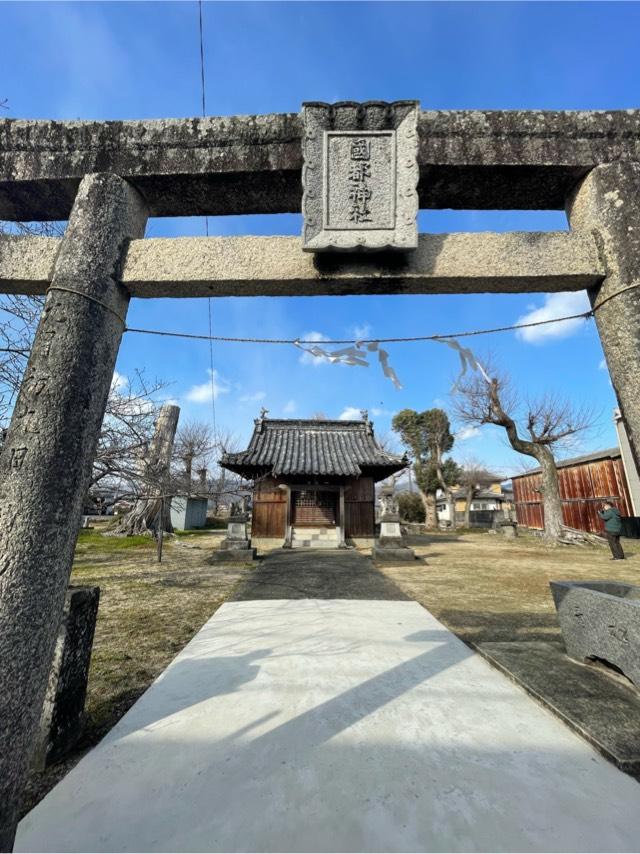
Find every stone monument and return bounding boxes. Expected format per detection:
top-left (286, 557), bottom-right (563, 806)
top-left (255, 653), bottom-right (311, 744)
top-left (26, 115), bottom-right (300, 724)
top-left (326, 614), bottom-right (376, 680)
top-left (211, 496), bottom-right (257, 562)
top-left (372, 484), bottom-right (416, 561)
top-left (302, 100), bottom-right (419, 252)
top-left (550, 580), bottom-right (640, 689)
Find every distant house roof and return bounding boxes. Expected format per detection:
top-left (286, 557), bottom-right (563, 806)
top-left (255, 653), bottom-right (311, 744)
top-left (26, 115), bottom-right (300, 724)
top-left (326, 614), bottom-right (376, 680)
top-left (511, 447), bottom-right (621, 479)
top-left (221, 416), bottom-right (407, 480)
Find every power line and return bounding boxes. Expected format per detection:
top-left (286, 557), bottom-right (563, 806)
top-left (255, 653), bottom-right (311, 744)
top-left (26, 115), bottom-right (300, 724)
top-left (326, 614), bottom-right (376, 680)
top-left (197, 0), bottom-right (207, 117)
top-left (122, 281), bottom-right (640, 348)
top-left (124, 308), bottom-right (594, 346)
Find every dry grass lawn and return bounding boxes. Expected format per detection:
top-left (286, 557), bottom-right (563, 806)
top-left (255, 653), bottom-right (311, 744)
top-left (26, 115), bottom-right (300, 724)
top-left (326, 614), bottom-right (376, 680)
top-left (22, 523), bottom-right (639, 816)
top-left (376, 529), bottom-right (640, 646)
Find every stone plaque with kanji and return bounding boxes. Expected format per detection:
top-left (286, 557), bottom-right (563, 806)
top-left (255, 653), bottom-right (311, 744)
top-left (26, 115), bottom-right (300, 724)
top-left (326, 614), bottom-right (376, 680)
top-left (302, 100), bottom-right (419, 252)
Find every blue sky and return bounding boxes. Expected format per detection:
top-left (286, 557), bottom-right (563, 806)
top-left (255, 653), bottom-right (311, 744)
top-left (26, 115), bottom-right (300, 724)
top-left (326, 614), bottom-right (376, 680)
top-left (2, 0), bottom-right (638, 473)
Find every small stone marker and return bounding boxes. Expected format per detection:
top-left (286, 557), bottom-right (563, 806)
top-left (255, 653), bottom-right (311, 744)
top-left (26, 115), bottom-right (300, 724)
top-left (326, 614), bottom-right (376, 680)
top-left (302, 100), bottom-right (419, 252)
top-left (372, 484), bottom-right (416, 561)
top-left (497, 518), bottom-right (518, 538)
top-left (33, 586), bottom-right (100, 769)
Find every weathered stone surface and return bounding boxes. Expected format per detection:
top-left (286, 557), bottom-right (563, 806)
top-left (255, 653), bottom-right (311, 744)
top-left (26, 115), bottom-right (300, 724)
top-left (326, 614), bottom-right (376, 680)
top-left (500, 523), bottom-right (517, 538)
top-left (116, 230), bottom-right (605, 297)
top-left (302, 101), bottom-right (418, 251)
top-left (550, 580), bottom-right (640, 688)
top-left (122, 231), bottom-right (600, 297)
top-left (0, 173), bottom-right (147, 850)
top-left (34, 586), bottom-right (100, 769)
top-left (1, 230), bottom-right (603, 299)
top-left (0, 234), bottom-right (59, 295)
top-left (3, 110), bottom-right (640, 219)
top-left (478, 641), bottom-right (640, 777)
top-left (567, 164), bottom-right (640, 475)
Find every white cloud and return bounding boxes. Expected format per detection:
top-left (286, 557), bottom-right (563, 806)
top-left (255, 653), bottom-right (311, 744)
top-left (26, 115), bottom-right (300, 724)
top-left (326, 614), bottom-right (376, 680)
top-left (515, 291), bottom-right (591, 344)
top-left (298, 331), bottom-right (331, 366)
top-left (185, 370), bottom-right (229, 404)
top-left (456, 426), bottom-right (481, 441)
top-left (339, 406), bottom-right (363, 421)
top-left (371, 407), bottom-right (394, 418)
top-left (239, 391), bottom-right (267, 403)
top-left (599, 358), bottom-right (607, 371)
top-left (110, 370), bottom-right (128, 393)
top-left (283, 399), bottom-right (297, 414)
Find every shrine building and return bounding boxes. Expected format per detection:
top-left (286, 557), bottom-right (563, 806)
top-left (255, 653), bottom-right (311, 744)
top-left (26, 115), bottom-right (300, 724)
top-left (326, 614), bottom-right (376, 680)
top-left (220, 413), bottom-right (407, 548)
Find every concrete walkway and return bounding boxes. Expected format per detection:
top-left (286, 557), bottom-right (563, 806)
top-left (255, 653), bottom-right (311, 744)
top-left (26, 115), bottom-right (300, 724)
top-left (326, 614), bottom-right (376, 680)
top-left (17, 599), bottom-right (640, 853)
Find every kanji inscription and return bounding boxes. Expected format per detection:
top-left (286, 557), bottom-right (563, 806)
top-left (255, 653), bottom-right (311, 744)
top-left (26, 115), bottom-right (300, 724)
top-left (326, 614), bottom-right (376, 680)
top-left (302, 100), bottom-right (419, 252)
top-left (324, 131), bottom-right (395, 230)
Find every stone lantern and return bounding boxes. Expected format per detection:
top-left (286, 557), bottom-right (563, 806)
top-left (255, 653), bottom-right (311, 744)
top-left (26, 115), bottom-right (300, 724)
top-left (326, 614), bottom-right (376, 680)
top-left (372, 483), bottom-right (416, 561)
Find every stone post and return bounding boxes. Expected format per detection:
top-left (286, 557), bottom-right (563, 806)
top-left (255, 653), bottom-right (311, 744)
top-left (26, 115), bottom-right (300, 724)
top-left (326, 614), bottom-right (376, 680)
top-left (567, 164), bottom-right (640, 475)
top-left (33, 586), bottom-right (101, 770)
top-left (0, 173), bottom-right (147, 851)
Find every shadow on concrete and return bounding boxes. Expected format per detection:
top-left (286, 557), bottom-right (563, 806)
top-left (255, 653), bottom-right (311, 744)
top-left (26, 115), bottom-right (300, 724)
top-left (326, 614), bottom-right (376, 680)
top-left (230, 549), bottom-right (412, 601)
top-left (18, 618), bottom-right (640, 853)
top-left (108, 623), bottom-right (470, 748)
top-left (107, 648), bottom-right (276, 740)
top-left (224, 627), bottom-right (470, 754)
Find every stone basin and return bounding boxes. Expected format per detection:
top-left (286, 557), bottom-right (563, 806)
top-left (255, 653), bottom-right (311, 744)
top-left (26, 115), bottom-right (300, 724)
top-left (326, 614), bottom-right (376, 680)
top-left (550, 580), bottom-right (640, 689)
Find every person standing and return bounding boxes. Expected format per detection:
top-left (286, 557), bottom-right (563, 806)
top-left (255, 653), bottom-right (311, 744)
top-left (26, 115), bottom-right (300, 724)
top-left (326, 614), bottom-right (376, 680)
top-left (598, 501), bottom-right (625, 560)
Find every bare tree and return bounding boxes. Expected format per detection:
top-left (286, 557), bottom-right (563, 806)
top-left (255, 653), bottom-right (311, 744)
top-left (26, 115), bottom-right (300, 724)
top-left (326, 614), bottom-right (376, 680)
top-left (208, 428), bottom-right (242, 515)
top-left (174, 419), bottom-right (213, 490)
top-left (453, 366), bottom-right (595, 543)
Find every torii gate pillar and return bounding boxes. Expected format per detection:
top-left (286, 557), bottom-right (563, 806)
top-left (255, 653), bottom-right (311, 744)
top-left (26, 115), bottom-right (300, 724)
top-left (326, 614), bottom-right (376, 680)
top-left (567, 163), bottom-right (640, 474)
top-left (0, 174), bottom-right (147, 850)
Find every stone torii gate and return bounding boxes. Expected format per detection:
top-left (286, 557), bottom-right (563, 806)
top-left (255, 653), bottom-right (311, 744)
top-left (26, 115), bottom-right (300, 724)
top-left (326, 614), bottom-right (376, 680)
top-left (1, 106), bottom-right (639, 848)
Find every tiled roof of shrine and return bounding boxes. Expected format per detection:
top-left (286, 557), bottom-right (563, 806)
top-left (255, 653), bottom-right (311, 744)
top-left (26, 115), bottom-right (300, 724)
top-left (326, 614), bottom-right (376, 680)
top-left (221, 417), bottom-right (407, 480)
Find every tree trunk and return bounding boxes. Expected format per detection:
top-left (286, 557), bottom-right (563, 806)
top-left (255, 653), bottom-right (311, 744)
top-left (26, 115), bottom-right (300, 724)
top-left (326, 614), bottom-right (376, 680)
top-left (464, 486), bottom-right (473, 528)
top-left (537, 446), bottom-right (564, 544)
top-left (487, 380), bottom-right (564, 545)
top-left (419, 489), bottom-right (437, 529)
top-left (435, 457), bottom-right (456, 530)
top-left (113, 404), bottom-right (180, 536)
top-left (446, 489), bottom-right (457, 530)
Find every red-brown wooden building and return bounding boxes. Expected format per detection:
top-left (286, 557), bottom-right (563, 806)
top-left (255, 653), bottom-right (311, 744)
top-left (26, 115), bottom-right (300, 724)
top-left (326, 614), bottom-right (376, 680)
top-left (221, 414), bottom-right (407, 547)
top-left (511, 448), bottom-right (633, 534)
